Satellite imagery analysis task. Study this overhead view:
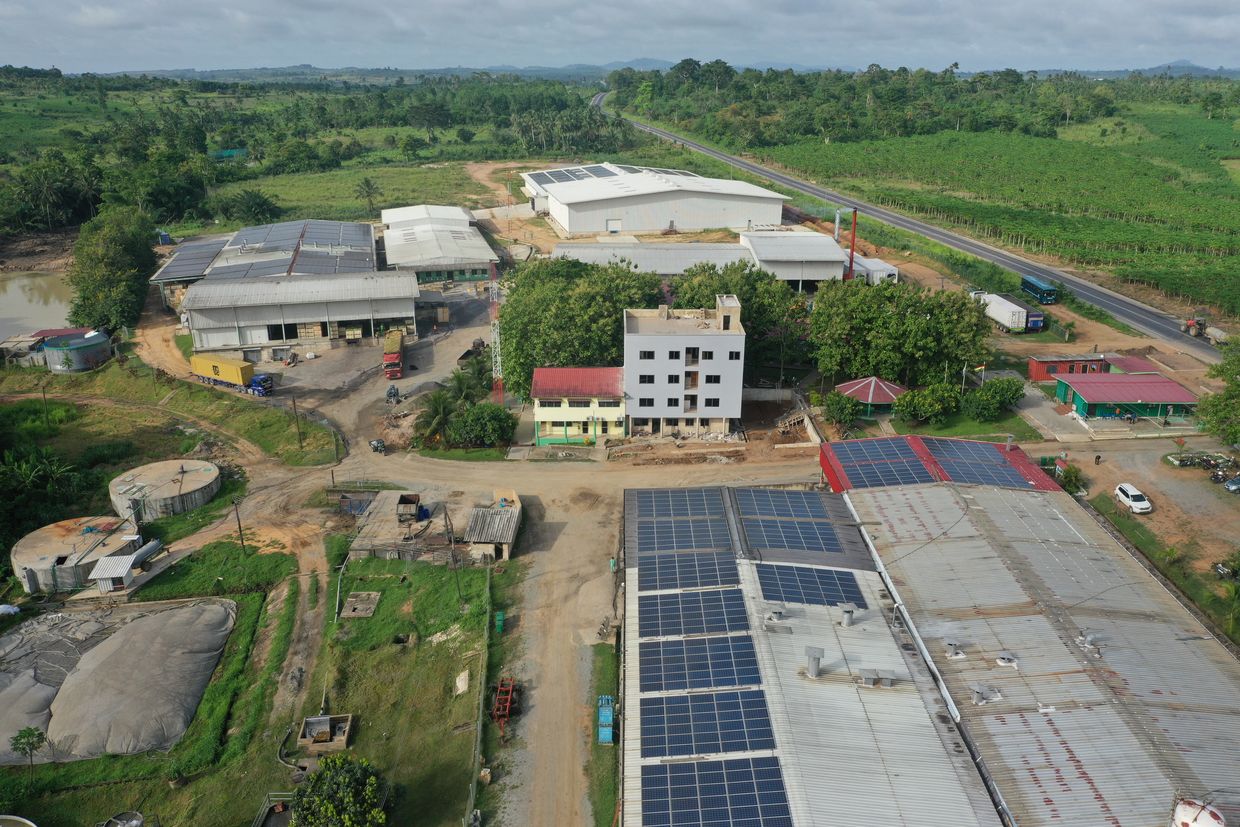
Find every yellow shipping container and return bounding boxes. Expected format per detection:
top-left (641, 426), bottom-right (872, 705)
top-left (190, 355), bottom-right (253, 387)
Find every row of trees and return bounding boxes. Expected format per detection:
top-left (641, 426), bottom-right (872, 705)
top-left (65, 207), bottom-right (158, 333)
top-left (1198, 340), bottom-right (1240, 446)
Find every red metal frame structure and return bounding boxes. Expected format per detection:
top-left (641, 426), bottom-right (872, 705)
top-left (491, 676), bottom-right (516, 736)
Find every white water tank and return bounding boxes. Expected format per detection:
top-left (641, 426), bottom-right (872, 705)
top-left (1172, 799), bottom-right (1226, 827)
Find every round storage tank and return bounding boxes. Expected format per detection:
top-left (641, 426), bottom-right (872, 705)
top-left (109, 460), bottom-right (222, 523)
top-left (43, 330), bottom-right (112, 373)
top-left (9, 516), bottom-right (139, 594)
top-left (0, 816), bottom-right (39, 827)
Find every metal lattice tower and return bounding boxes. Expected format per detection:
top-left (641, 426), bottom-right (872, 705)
top-left (489, 263), bottom-right (503, 402)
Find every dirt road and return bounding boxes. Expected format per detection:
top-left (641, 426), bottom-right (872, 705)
top-left (132, 289), bottom-right (191, 377)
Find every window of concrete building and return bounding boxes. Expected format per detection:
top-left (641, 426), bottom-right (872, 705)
top-left (702, 350), bottom-right (714, 360)
top-left (640, 375), bottom-right (654, 384)
top-left (568, 400), bottom-right (590, 408)
top-left (320, 322), bottom-right (329, 337)
top-left (668, 350), bottom-right (681, 360)
top-left (666, 418), bottom-right (679, 426)
top-left (729, 351), bottom-right (740, 361)
top-left (600, 421), bottom-right (609, 434)
top-left (706, 398), bottom-right (720, 407)
top-left (640, 350), bottom-right (655, 360)
top-left (550, 420), bottom-right (565, 427)
top-left (667, 398), bottom-right (680, 407)
top-left (633, 417), bottom-right (649, 426)
top-left (706, 375), bottom-right (721, 384)
top-left (541, 400), bottom-right (562, 407)
top-left (667, 374), bottom-right (680, 384)
top-left (599, 400), bottom-right (620, 408)
top-left (639, 398), bottom-right (653, 408)
top-left (266, 323), bottom-right (298, 341)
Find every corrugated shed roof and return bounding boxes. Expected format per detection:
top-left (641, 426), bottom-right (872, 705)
top-left (382, 204), bottom-right (474, 228)
top-left (834, 376), bottom-right (907, 404)
top-left (553, 242), bottom-right (752, 274)
top-left (1028, 353), bottom-right (1107, 362)
top-left (531, 366), bottom-right (624, 398)
top-left (181, 272), bottom-right (419, 310)
top-left (739, 230), bottom-right (847, 263)
top-left (463, 506), bottom-right (520, 545)
top-left (1057, 372), bottom-right (1195, 403)
top-left (87, 551), bottom-right (140, 580)
top-left (30, 327), bottom-right (92, 339)
top-left (384, 223), bottom-right (498, 268)
top-left (1103, 353), bottom-right (1161, 373)
top-left (536, 166), bottom-right (785, 206)
top-left (849, 484), bottom-right (1240, 825)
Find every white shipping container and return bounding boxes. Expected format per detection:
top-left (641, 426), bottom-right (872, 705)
top-left (979, 293), bottom-right (1026, 332)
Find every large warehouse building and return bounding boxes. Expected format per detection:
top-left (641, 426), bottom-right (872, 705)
top-left (381, 204), bottom-right (499, 284)
top-left (153, 220), bottom-right (419, 357)
top-left (618, 438), bottom-right (1240, 826)
top-left (521, 162), bottom-right (786, 235)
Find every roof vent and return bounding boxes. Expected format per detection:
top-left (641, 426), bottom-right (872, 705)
top-left (839, 602), bottom-right (858, 628)
top-left (804, 646), bottom-right (824, 678)
top-left (857, 668), bottom-right (899, 688)
top-left (969, 684), bottom-right (1002, 706)
top-left (995, 651), bottom-right (1019, 670)
top-left (766, 608), bottom-right (784, 622)
top-left (945, 641), bottom-right (967, 660)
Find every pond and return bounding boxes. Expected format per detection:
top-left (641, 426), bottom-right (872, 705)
top-left (0, 270), bottom-right (72, 340)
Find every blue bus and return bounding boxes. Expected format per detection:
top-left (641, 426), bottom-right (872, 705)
top-left (1021, 274), bottom-right (1059, 304)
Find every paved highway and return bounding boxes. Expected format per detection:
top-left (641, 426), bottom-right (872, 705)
top-left (592, 92), bottom-right (1220, 364)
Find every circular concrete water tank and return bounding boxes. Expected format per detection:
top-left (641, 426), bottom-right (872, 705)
top-left (109, 460), bottom-right (222, 523)
top-left (0, 815), bottom-right (40, 826)
top-left (43, 330), bottom-right (112, 373)
top-left (9, 516), bottom-right (139, 594)
top-left (1172, 799), bottom-right (1226, 826)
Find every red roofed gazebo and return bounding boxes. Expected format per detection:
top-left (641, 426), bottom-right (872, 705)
top-left (834, 376), bottom-right (908, 415)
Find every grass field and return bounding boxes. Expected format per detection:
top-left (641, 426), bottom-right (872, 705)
top-left (142, 475), bottom-right (248, 545)
top-left (588, 643), bottom-right (620, 827)
top-left (304, 553), bottom-right (491, 826)
top-left (892, 409), bottom-right (1043, 442)
top-left (417, 445), bottom-right (509, 462)
top-left (0, 357), bottom-right (338, 465)
top-left (135, 540), bottom-right (296, 601)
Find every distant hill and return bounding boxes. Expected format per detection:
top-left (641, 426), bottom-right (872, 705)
top-left (1038, 59), bottom-right (1240, 79)
top-left (105, 60), bottom-right (678, 84)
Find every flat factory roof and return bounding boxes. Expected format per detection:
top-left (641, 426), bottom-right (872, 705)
top-left (624, 307), bottom-right (746, 337)
top-left (381, 204), bottom-right (474, 229)
top-left (384, 223), bottom-right (498, 269)
top-left (523, 162), bottom-right (786, 206)
top-left (553, 242), bottom-right (752, 274)
top-left (621, 486), bottom-right (1000, 827)
top-left (180, 272), bottom-right (419, 310)
top-left (739, 230), bottom-right (848, 263)
top-left (849, 482), bottom-right (1240, 825)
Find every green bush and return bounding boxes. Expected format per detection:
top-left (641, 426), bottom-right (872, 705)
top-left (893, 383), bottom-right (960, 425)
top-left (821, 391), bottom-right (863, 426)
top-left (962, 377), bottom-right (1026, 422)
top-left (447, 402), bottom-right (517, 448)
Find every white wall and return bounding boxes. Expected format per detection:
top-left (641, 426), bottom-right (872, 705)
top-left (757, 259), bottom-right (847, 282)
top-left (623, 330), bottom-right (746, 420)
top-left (553, 192), bottom-right (784, 235)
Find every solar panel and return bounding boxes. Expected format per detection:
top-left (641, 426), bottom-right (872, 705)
top-left (529, 172), bottom-right (554, 185)
top-left (639, 636), bottom-right (760, 692)
top-left (742, 518), bottom-right (842, 553)
top-left (735, 489), bottom-right (829, 519)
top-left (922, 438), bottom-right (1030, 487)
top-left (635, 519), bottom-right (732, 553)
top-left (755, 563), bottom-right (867, 608)
top-left (638, 589), bottom-right (748, 638)
top-left (616, 164), bottom-right (642, 173)
top-left (634, 489), bottom-right (725, 518)
top-left (828, 438), bottom-right (935, 489)
top-left (640, 757), bottom-right (792, 827)
top-left (639, 690), bottom-right (774, 758)
top-left (638, 553), bottom-right (739, 592)
top-left (547, 169), bottom-right (574, 183)
top-left (584, 164), bottom-right (617, 178)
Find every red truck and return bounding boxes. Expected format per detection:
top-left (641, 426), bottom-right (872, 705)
top-left (382, 330), bottom-right (403, 379)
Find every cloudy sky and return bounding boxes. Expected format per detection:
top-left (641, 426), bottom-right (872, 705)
top-left (4, 0), bottom-right (1238, 73)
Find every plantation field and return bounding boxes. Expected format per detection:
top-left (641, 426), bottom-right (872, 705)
top-left (762, 103), bottom-right (1240, 314)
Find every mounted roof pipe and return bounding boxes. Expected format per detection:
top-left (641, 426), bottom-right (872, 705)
top-left (804, 646), bottom-right (824, 679)
top-left (839, 602), bottom-right (858, 628)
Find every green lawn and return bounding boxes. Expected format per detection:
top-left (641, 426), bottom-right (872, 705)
top-left (892, 409), bottom-right (1043, 442)
top-left (142, 475), bottom-right (247, 545)
top-left (174, 333), bottom-right (194, 361)
top-left (135, 540), bottom-right (296, 601)
top-left (417, 446), bottom-right (508, 462)
top-left (588, 643), bottom-right (620, 827)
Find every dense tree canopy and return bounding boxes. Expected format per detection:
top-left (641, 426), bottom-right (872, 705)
top-left (291, 754), bottom-right (386, 827)
top-left (808, 282), bottom-right (990, 387)
top-left (65, 206), bottom-right (156, 332)
top-left (1198, 340), bottom-right (1240, 446)
top-left (498, 259), bottom-right (662, 400)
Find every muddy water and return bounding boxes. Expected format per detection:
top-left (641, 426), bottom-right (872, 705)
top-left (0, 271), bottom-right (72, 339)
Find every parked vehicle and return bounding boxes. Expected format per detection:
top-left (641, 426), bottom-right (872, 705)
top-left (369, 439), bottom-right (386, 454)
top-left (1210, 469), bottom-right (1229, 484)
top-left (1225, 475), bottom-right (1240, 494)
top-left (189, 355), bottom-right (273, 396)
top-left (382, 330), bottom-right (403, 379)
top-left (972, 292), bottom-right (1027, 333)
top-left (1215, 561), bottom-right (1237, 579)
top-left (1000, 293), bottom-right (1045, 332)
top-left (1021, 274), bottom-right (1059, 304)
top-left (1114, 483), bottom-right (1153, 514)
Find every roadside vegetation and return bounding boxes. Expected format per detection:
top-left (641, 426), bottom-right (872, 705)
top-left (588, 643), bottom-right (620, 827)
top-left (413, 354), bottom-right (516, 454)
top-left (611, 61), bottom-right (1240, 315)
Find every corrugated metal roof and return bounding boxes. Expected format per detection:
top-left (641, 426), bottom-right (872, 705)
top-left (382, 204), bottom-right (474, 228)
top-left (531, 366), bottom-right (624, 398)
top-left (529, 163), bottom-right (786, 206)
top-left (181, 272), bottom-right (419, 310)
top-left (384, 223), bottom-right (498, 268)
top-left (1057, 372), bottom-right (1196, 403)
top-left (739, 230), bottom-right (847, 263)
top-left (835, 376), bottom-right (907, 404)
top-left (463, 506), bottom-right (520, 545)
top-left (87, 551), bottom-right (140, 580)
top-left (1103, 353), bottom-right (1161, 373)
top-left (553, 242), bottom-right (752, 274)
top-left (849, 484), bottom-right (1240, 824)
top-left (1028, 353), bottom-right (1107, 362)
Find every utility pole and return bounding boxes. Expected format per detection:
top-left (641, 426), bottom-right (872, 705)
top-left (291, 396), bottom-right (304, 449)
top-left (233, 498), bottom-right (247, 555)
top-left (40, 387), bottom-right (48, 428)
top-left (444, 509), bottom-right (462, 602)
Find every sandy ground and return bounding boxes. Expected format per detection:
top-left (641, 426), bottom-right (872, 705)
top-left (0, 229), bottom-right (77, 272)
top-left (133, 288), bottom-right (191, 376)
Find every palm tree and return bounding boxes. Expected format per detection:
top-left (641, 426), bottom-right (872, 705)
top-left (462, 353), bottom-right (492, 389)
top-left (414, 390), bottom-right (456, 445)
top-left (353, 177), bottom-right (383, 216)
top-left (444, 370), bottom-right (483, 407)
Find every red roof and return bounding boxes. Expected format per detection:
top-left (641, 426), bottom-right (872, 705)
top-left (531, 367), bottom-right (623, 399)
top-left (31, 327), bottom-right (91, 339)
top-left (1103, 354), bottom-right (1160, 374)
top-left (1057, 373), bottom-right (1196, 404)
top-left (834, 376), bottom-right (907, 405)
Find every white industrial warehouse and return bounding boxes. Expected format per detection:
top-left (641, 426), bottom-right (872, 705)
top-left (153, 220), bottom-right (419, 358)
top-left (381, 204), bottom-right (498, 284)
top-left (521, 162), bottom-right (786, 235)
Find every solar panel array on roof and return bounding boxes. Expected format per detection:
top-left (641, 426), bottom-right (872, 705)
top-left (639, 690), bottom-right (775, 758)
top-left (638, 590), bottom-right (748, 638)
top-left (636, 519), bottom-right (732, 553)
top-left (583, 164), bottom-right (616, 177)
top-left (755, 563), bottom-right (867, 608)
top-left (742, 518), bottom-right (843, 554)
top-left (921, 437), bottom-right (1030, 488)
top-left (154, 239), bottom-right (229, 281)
top-left (829, 438), bottom-right (936, 489)
top-left (735, 489), bottom-right (829, 519)
top-left (640, 757), bottom-right (792, 827)
top-left (529, 171), bottom-right (555, 186)
top-left (639, 636), bottom-right (761, 692)
top-left (616, 164), bottom-right (642, 173)
top-left (635, 488), bottom-right (725, 518)
top-left (638, 552), bottom-right (739, 592)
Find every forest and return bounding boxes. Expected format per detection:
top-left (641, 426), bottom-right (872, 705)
top-left (0, 68), bottom-right (639, 234)
top-left (609, 60), bottom-right (1240, 315)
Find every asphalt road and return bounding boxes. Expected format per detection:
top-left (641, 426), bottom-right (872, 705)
top-left (594, 92), bottom-right (1221, 364)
